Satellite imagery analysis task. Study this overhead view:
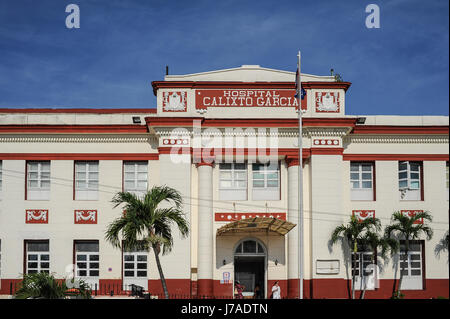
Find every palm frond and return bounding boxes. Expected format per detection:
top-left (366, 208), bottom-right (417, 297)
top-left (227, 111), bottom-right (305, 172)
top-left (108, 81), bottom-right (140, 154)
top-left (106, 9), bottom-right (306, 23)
top-left (144, 185), bottom-right (183, 211)
top-left (331, 224), bottom-right (347, 244)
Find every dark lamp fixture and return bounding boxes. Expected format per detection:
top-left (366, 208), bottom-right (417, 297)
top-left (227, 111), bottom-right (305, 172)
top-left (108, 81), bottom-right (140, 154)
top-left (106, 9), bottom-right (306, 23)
top-left (132, 116), bottom-right (141, 124)
top-left (356, 117), bottom-right (366, 124)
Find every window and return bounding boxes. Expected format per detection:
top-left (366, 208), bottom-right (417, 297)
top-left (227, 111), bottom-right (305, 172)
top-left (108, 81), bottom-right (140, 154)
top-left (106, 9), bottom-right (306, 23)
top-left (235, 240), bottom-right (265, 255)
top-left (25, 240), bottom-right (50, 274)
top-left (399, 161), bottom-right (422, 200)
top-left (351, 250), bottom-right (374, 290)
top-left (350, 162), bottom-right (374, 201)
top-left (124, 252), bottom-right (147, 278)
top-left (252, 162), bottom-right (280, 200)
top-left (123, 247), bottom-right (148, 290)
top-left (399, 241), bottom-right (423, 290)
top-left (75, 161), bottom-right (99, 200)
top-left (219, 163), bottom-right (247, 200)
top-left (123, 161), bottom-right (148, 197)
top-left (75, 241), bottom-right (99, 288)
top-left (26, 161), bottom-right (50, 200)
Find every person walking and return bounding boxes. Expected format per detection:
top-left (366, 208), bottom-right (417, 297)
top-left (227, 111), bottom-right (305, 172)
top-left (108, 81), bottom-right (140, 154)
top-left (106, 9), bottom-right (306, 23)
top-left (271, 281), bottom-right (281, 299)
top-left (234, 281), bottom-right (245, 299)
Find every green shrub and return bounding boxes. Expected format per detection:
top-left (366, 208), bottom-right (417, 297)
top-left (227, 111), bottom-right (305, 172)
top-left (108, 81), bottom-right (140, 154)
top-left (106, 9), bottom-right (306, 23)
top-left (14, 272), bottom-right (92, 299)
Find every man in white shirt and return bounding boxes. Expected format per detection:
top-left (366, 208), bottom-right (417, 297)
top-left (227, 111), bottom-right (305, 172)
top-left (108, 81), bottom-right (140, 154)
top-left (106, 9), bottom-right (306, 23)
top-left (271, 281), bottom-right (281, 299)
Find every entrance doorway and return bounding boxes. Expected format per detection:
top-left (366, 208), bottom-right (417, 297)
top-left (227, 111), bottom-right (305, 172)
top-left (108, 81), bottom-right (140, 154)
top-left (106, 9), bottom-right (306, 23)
top-left (234, 239), bottom-right (266, 298)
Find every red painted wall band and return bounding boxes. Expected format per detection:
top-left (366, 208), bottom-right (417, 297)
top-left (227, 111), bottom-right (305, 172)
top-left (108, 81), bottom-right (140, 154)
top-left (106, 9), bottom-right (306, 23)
top-left (3, 152), bottom-right (446, 162)
top-left (0, 278), bottom-right (447, 298)
top-left (311, 148), bottom-right (344, 155)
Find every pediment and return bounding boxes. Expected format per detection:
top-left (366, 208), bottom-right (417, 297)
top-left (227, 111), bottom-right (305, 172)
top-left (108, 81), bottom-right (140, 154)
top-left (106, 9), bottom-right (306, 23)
top-left (164, 65), bottom-right (335, 83)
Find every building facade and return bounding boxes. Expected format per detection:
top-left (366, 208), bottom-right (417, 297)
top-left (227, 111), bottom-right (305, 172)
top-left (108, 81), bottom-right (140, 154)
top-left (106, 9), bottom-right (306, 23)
top-left (0, 65), bottom-right (448, 298)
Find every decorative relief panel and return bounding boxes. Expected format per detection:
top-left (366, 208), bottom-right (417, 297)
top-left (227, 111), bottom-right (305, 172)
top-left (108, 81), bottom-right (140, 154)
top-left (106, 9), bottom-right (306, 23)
top-left (215, 212), bottom-right (286, 222)
top-left (162, 91), bottom-right (187, 112)
top-left (312, 139), bottom-right (340, 147)
top-left (162, 138), bottom-right (189, 146)
top-left (315, 92), bottom-right (340, 113)
top-left (401, 210), bottom-right (424, 224)
top-left (26, 209), bottom-right (48, 224)
top-left (352, 210), bottom-right (375, 222)
top-left (74, 210), bottom-right (97, 224)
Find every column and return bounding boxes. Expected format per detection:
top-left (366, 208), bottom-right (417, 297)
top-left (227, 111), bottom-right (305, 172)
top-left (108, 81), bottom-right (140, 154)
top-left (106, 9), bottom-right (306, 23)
top-left (196, 161), bottom-right (214, 296)
top-left (310, 151), bottom-right (345, 298)
top-left (287, 157), bottom-right (300, 298)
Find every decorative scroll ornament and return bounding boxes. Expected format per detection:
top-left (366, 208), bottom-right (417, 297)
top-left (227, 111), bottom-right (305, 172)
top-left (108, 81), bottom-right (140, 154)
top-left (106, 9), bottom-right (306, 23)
top-left (163, 91), bottom-right (187, 112)
top-left (401, 210), bottom-right (424, 224)
top-left (26, 210), bottom-right (48, 224)
top-left (74, 210), bottom-right (97, 224)
top-left (352, 210), bottom-right (375, 222)
top-left (316, 92), bottom-right (340, 112)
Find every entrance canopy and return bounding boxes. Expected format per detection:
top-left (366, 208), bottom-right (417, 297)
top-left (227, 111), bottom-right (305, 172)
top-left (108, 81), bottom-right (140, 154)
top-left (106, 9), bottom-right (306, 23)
top-left (216, 217), bottom-right (296, 236)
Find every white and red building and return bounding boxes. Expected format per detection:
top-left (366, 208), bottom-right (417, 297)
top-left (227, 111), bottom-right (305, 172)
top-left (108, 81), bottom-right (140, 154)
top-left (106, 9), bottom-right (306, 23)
top-left (0, 65), bottom-right (448, 298)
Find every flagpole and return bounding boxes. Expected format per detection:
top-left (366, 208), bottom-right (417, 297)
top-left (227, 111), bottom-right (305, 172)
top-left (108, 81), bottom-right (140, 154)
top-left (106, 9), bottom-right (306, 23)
top-left (296, 51), bottom-right (304, 300)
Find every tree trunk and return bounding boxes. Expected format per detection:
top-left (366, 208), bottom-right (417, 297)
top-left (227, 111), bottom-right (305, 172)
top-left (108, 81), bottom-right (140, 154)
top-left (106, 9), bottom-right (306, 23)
top-left (360, 249), bottom-right (375, 300)
top-left (152, 243), bottom-right (169, 299)
top-left (351, 241), bottom-right (357, 300)
top-left (396, 239), bottom-right (409, 298)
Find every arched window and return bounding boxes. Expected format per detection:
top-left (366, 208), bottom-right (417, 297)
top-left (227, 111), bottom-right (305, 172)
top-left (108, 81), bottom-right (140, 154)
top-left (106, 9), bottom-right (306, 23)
top-left (234, 240), bottom-right (266, 255)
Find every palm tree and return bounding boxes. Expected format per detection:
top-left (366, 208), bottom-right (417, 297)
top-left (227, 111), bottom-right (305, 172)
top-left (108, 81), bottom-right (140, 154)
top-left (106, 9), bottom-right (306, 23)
top-left (384, 211), bottom-right (433, 298)
top-left (14, 272), bottom-right (92, 299)
top-left (358, 230), bottom-right (398, 299)
top-left (330, 215), bottom-right (380, 299)
top-left (434, 231), bottom-right (449, 264)
top-left (105, 186), bottom-right (189, 299)
top-left (15, 272), bottom-right (67, 299)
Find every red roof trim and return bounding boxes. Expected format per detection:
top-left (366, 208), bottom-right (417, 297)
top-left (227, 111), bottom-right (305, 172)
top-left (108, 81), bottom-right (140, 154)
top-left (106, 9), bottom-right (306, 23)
top-left (151, 81), bottom-right (351, 95)
top-left (158, 147), bottom-right (312, 159)
top-left (311, 148), bottom-right (344, 155)
top-left (0, 108), bottom-right (157, 114)
top-left (0, 124), bottom-right (148, 133)
top-left (0, 153), bottom-right (159, 160)
top-left (302, 82), bottom-right (352, 91)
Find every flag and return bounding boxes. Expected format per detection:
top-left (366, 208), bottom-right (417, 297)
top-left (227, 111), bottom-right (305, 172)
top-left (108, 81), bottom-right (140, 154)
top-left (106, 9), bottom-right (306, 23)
top-left (295, 65), bottom-right (305, 100)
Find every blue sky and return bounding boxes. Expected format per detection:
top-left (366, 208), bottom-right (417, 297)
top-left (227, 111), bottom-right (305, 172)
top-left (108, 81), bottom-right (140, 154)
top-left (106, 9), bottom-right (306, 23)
top-left (0, 0), bottom-right (448, 115)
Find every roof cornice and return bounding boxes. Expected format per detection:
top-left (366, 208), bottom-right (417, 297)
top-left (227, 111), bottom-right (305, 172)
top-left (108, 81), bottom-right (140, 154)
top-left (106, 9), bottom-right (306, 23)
top-left (351, 125), bottom-right (449, 135)
top-left (151, 81), bottom-right (352, 95)
top-left (145, 117), bottom-right (357, 128)
top-left (0, 108), bottom-right (157, 114)
top-left (0, 124), bottom-right (149, 133)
